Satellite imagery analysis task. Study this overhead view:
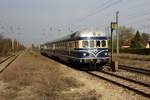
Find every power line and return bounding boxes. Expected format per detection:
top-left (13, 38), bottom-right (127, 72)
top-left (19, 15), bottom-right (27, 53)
top-left (71, 0), bottom-right (123, 28)
top-left (115, 1), bottom-right (150, 25)
top-left (123, 11), bottom-right (150, 25)
top-left (70, 0), bottom-right (112, 27)
top-left (69, 0), bottom-right (149, 33)
top-left (91, 0), bottom-right (114, 11)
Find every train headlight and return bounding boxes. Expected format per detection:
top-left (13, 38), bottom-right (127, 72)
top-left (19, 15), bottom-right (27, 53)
top-left (104, 52), bottom-right (108, 56)
top-left (83, 53), bottom-right (87, 56)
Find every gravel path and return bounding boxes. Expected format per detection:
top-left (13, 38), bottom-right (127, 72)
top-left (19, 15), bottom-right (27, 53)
top-left (0, 50), bottom-right (149, 100)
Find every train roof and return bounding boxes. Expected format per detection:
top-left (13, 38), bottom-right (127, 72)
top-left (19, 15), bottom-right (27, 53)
top-left (72, 29), bottom-right (106, 37)
top-left (45, 29), bottom-right (106, 44)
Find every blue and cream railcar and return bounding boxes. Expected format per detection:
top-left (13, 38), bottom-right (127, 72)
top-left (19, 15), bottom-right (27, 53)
top-left (41, 29), bottom-right (109, 69)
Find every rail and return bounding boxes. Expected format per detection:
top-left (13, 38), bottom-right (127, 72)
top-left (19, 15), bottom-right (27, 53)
top-left (86, 71), bottom-right (150, 98)
top-left (0, 54), bottom-right (20, 73)
top-left (119, 64), bottom-right (150, 75)
top-left (0, 55), bottom-right (15, 64)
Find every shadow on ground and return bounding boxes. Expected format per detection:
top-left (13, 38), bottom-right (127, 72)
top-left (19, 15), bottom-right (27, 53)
top-left (41, 53), bottom-right (102, 71)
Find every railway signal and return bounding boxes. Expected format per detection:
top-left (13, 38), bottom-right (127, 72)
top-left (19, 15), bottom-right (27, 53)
top-left (110, 11), bottom-right (120, 72)
top-left (110, 21), bottom-right (119, 72)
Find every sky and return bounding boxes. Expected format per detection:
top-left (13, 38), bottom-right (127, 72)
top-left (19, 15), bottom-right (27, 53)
top-left (0, 0), bottom-right (150, 46)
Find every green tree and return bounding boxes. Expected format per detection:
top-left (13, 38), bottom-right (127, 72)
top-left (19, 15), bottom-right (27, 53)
top-left (130, 31), bottom-right (145, 48)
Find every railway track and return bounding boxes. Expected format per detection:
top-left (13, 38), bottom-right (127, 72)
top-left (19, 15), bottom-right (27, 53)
top-left (0, 55), bottom-right (15, 64)
top-left (0, 54), bottom-right (20, 73)
top-left (86, 70), bottom-right (150, 98)
top-left (119, 64), bottom-right (150, 75)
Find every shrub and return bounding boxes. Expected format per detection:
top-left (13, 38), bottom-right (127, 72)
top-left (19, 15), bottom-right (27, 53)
top-left (109, 48), bottom-right (150, 55)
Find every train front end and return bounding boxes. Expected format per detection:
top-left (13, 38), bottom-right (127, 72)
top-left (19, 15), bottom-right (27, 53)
top-left (76, 30), bottom-right (109, 69)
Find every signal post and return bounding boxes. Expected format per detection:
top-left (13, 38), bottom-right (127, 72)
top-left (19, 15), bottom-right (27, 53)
top-left (110, 22), bottom-right (118, 72)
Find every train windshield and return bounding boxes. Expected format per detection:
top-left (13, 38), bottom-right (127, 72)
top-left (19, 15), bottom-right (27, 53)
top-left (82, 40), bottom-right (107, 48)
top-left (82, 40), bottom-right (94, 48)
top-left (90, 40), bottom-right (94, 47)
top-left (82, 41), bottom-right (89, 48)
top-left (101, 40), bottom-right (106, 47)
top-left (96, 41), bottom-right (100, 47)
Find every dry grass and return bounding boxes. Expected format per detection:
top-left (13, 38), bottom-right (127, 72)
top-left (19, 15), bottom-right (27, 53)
top-left (113, 53), bottom-right (150, 68)
top-left (0, 50), bottom-right (101, 100)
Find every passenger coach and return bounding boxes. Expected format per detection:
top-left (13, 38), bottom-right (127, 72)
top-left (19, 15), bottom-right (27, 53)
top-left (40, 29), bottom-right (109, 69)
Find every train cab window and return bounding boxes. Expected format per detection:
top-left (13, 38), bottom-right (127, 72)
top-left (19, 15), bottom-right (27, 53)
top-left (82, 41), bottom-right (88, 48)
top-left (96, 41), bottom-right (100, 47)
top-left (101, 40), bottom-right (106, 47)
top-left (90, 40), bottom-right (94, 47)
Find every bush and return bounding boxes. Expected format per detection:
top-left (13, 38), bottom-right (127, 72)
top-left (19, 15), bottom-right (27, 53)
top-left (109, 48), bottom-right (150, 55)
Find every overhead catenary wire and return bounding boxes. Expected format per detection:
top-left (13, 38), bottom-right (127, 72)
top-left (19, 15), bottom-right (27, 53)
top-left (63, 0), bottom-right (150, 33)
top-left (113, 1), bottom-right (150, 27)
top-left (123, 11), bottom-right (150, 25)
top-left (72, 0), bottom-right (112, 23)
top-left (71, 0), bottom-right (123, 30)
top-left (69, 0), bottom-right (113, 30)
top-left (66, 0), bottom-right (148, 32)
top-left (77, 0), bottom-right (150, 32)
top-left (121, 14), bottom-right (150, 33)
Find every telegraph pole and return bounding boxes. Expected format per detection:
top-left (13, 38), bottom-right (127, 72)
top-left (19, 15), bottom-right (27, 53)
top-left (110, 21), bottom-right (119, 72)
top-left (116, 11), bottom-right (119, 55)
top-left (110, 11), bottom-right (119, 71)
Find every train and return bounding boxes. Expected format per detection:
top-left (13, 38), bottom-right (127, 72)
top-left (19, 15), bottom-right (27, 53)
top-left (40, 29), bottom-right (109, 69)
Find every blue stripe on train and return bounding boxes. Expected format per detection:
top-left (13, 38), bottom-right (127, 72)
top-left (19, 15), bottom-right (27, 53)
top-left (53, 48), bottom-right (108, 59)
top-left (75, 48), bottom-right (108, 50)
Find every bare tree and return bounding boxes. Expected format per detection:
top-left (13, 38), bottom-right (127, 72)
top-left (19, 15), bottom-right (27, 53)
top-left (113, 26), bottom-right (135, 47)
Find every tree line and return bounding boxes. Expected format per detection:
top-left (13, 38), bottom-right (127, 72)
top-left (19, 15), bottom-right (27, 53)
top-left (113, 26), bottom-right (150, 48)
top-left (0, 34), bottom-right (25, 56)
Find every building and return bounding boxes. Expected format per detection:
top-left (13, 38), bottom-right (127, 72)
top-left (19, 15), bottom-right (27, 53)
top-left (145, 39), bottom-right (150, 48)
top-left (121, 40), bottom-right (131, 48)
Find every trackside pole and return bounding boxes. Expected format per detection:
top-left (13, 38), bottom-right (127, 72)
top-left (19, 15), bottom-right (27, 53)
top-left (110, 22), bottom-right (118, 72)
top-left (111, 60), bottom-right (118, 72)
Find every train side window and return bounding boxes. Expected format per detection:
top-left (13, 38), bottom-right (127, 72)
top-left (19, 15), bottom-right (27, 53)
top-left (75, 41), bottom-right (79, 48)
top-left (65, 42), bottom-right (67, 49)
top-left (72, 42), bottom-right (74, 49)
top-left (101, 40), bottom-right (106, 47)
top-left (96, 41), bottom-right (100, 47)
top-left (69, 42), bottom-right (72, 49)
top-left (70, 42), bottom-right (72, 50)
top-left (82, 41), bottom-right (88, 48)
top-left (75, 41), bottom-right (77, 48)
